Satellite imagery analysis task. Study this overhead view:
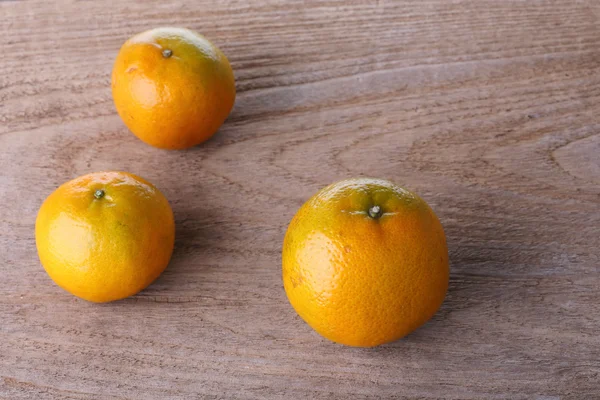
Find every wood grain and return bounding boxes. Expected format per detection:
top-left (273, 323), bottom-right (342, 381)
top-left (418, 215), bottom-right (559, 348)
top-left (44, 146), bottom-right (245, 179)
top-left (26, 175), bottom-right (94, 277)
top-left (1, 0), bottom-right (599, 398)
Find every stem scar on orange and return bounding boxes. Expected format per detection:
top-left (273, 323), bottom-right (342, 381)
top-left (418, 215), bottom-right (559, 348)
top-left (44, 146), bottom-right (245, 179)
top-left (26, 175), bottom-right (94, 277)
top-left (282, 178), bottom-right (449, 347)
top-left (111, 27), bottom-right (236, 150)
top-left (35, 171), bottom-right (175, 303)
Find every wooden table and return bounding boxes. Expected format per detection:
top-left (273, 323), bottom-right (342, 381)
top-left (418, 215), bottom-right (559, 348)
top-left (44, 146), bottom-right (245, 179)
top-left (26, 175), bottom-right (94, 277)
top-left (2, 1), bottom-right (599, 398)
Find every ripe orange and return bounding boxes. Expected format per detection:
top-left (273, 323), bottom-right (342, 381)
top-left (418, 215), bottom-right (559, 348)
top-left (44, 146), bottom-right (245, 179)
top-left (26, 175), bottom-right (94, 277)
top-left (111, 27), bottom-right (236, 150)
top-left (282, 178), bottom-right (449, 347)
top-left (35, 171), bottom-right (175, 303)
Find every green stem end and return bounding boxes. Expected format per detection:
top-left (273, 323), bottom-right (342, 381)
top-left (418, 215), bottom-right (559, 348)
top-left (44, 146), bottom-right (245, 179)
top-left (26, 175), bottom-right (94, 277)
top-left (368, 205), bottom-right (382, 219)
top-left (94, 189), bottom-right (105, 200)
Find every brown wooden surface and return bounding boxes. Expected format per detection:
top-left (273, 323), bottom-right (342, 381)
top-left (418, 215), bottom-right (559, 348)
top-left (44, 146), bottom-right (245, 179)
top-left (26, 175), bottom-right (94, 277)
top-left (1, 1), bottom-right (599, 398)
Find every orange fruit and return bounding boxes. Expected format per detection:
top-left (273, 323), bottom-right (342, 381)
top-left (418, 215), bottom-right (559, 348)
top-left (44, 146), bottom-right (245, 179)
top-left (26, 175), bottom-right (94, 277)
top-left (282, 178), bottom-right (449, 347)
top-left (111, 27), bottom-right (236, 149)
top-left (35, 171), bottom-right (175, 303)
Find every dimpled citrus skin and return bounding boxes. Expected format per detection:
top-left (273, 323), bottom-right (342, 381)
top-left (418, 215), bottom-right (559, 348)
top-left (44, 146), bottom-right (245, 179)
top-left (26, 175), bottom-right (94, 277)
top-left (35, 171), bottom-right (175, 303)
top-left (282, 178), bottom-right (449, 347)
top-left (111, 27), bottom-right (236, 149)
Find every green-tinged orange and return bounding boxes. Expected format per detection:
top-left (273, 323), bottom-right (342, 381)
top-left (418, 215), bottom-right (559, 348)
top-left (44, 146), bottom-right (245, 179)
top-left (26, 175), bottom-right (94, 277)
top-left (282, 178), bottom-right (449, 347)
top-left (35, 171), bottom-right (175, 302)
top-left (112, 27), bottom-right (236, 149)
